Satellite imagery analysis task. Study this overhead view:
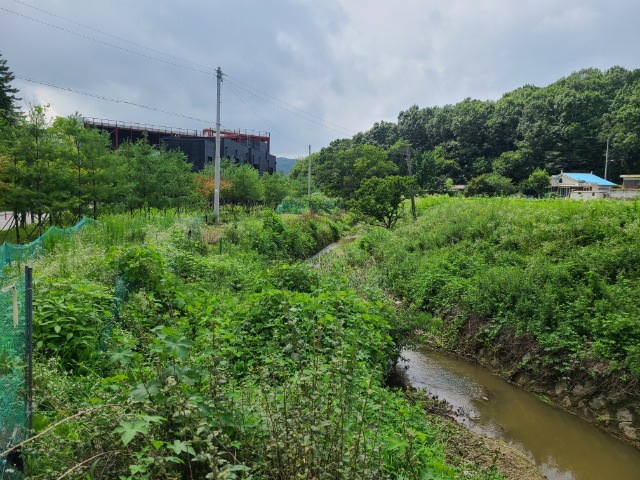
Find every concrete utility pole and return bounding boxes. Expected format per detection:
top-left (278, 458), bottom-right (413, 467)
top-left (308, 145), bottom-right (311, 196)
top-left (604, 135), bottom-right (610, 181)
top-left (214, 67), bottom-right (222, 223)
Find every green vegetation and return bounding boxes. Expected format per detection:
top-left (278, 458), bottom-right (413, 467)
top-left (0, 52), bottom-right (20, 122)
top-left (302, 67), bottom-right (640, 198)
top-left (352, 176), bottom-right (416, 228)
top-left (0, 211), bottom-right (505, 479)
top-left (6, 49), bottom-right (640, 477)
top-left (343, 197), bottom-right (640, 377)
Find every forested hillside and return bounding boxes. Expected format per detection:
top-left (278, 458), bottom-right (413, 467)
top-left (302, 67), bottom-right (640, 195)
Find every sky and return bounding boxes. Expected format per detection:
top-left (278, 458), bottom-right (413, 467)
top-left (1, 0), bottom-right (640, 159)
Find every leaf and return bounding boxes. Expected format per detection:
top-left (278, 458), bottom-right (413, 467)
top-left (129, 379), bottom-right (162, 401)
top-left (108, 348), bottom-right (135, 366)
top-left (152, 440), bottom-right (165, 450)
top-left (113, 421), bottom-right (149, 446)
top-left (166, 439), bottom-right (195, 456)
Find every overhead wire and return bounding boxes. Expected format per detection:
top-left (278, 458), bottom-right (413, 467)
top-left (225, 78), bottom-right (352, 137)
top-left (0, 6), bottom-right (214, 75)
top-left (7, 0), bottom-right (217, 73)
top-left (226, 80), bottom-right (305, 149)
top-left (15, 74), bottom-right (214, 124)
top-left (3, 2), bottom-right (356, 139)
top-left (223, 72), bottom-right (355, 134)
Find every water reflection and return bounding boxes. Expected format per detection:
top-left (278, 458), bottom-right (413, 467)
top-left (400, 349), bottom-right (640, 480)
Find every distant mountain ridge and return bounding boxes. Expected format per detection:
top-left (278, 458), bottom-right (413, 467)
top-left (276, 157), bottom-right (298, 175)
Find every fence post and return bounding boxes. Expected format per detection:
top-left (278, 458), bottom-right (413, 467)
top-left (24, 266), bottom-right (33, 436)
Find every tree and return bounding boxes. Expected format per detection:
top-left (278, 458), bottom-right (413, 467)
top-left (491, 149), bottom-right (532, 182)
top-left (0, 52), bottom-right (20, 122)
top-left (413, 150), bottom-right (450, 194)
top-left (519, 168), bottom-right (550, 197)
top-left (352, 176), bottom-right (415, 228)
top-left (260, 172), bottom-right (291, 208)
top-left (224, 163), bottom-right (264, 211)
top-left (464, 173), bottom-right (515, 197)
top-left (15, 104), bottom-right (72, 226)
top-left (314, 144), bottom-right (398, 199)
top-left (51, 115), bottom-right (114, 218)
top-left (398, 105), bottom-right (430, 151)
top-left (116, 138), bottom-right (195, 214)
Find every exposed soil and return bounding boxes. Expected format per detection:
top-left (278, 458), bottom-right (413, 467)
top-left (392, 371), bottom-right (544, 480)
top-left (439, 315), bottom-right (640, 449)
top-left (429, 415), bottom-right (545, 480)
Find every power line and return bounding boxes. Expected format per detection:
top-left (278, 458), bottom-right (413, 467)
top-left (224, 72), bottom-right (355, 135)
top-left (0, 6), bottom-right (214, 76)
top-left (225, 78), bottom-right (353, 137)
top-left (8, 0), bottom-right (218, 74)
top-left (15, 74), bottom-right (214, 123)
top-left (3, 3), bottom-right (356, 138)
top-left (226, 81), bottom-right (305, 149)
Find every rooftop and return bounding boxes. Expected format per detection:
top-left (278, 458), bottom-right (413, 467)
top-left (561, 173), bottom-right (617, 187)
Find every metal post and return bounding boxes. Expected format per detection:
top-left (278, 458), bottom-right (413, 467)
top-left (604, 135), bottom-right (610, 181)
top-left (25, 266), bottom-right (33, 435)
top-left (214, 67), bottom-right (222, 223)
top-left (307, 145), bottom-right (311, 197)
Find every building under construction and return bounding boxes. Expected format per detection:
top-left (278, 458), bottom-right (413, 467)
top-left (83, 117), bottom-right (277, 174)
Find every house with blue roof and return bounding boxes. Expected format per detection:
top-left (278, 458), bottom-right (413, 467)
top-left (550, 172), bottom-right (618, 199)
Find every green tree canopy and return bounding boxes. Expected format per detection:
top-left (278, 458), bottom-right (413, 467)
top-left (260, 172), bottom-right (291, 209)
top-left (464, 173), bottom-right (515, 197)
top-left (352, 175), bottom-right (415, 228)
top-left (519, 168), bottom-right (551, 197)
top-left (0, 52), bottom-right (20, 121)
top-left (314, 144), bottom-right (398, 199)
top-left (222, 162), bottom-right (264, 210)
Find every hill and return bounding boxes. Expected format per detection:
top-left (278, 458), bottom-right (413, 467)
top-left (276, 156), bottom-right (297, 175)
top-left (312, 66), bottom-right (640, 193)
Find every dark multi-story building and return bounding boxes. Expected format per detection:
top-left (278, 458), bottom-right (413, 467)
top-left (83, 117), bottom-right (277, 174)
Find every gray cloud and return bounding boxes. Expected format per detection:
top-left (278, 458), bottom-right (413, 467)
top-left (1, 0), bottom-right (639, 158)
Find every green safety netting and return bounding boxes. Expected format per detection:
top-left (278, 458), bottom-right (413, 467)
top-left (0, 274), bottom-right (25, 479)
top-left (0, 217), bottom-right (94, 477)
top-left (276, 198), bottom-right (308, 214)
top-left (1, 217), bottom-right (96, 270)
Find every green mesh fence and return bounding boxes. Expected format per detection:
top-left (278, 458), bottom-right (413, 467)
top-left (98, 276), bottom-right (128, 353)
top-left (1, 217), bottom-right (96, 269)
top-left (0, 274), bottom-right (26, 479)
top-left (276, 198), bottom-right (307, 214)
top-left (0, 217), bottom-right (92, 477)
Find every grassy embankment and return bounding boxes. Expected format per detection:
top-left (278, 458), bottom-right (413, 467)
top-left (336, 196), bottom-right (640, 441)
top-left (2, 209), bottom-right (510, 479)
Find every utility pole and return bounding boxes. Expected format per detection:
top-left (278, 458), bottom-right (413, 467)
top-left (308, 145), bottom-right (311, 196)
top-left (604, 135), bottom-right (610, 181)
top-left (406, 147), bottom-right (417, 221)
top-left (214, 67), bottom-right (222, 223)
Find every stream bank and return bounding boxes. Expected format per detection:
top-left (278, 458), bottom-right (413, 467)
top-left (401, 348), bottom-right (640, 480)
top-left (448, 316), bottom-right (640, 448)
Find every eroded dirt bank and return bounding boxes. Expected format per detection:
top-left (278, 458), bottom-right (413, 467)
top-left (448, 315), bottom-right (640, 447)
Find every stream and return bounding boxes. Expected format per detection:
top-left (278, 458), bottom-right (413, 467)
top-left (401, 348), bottom-right (640, 480)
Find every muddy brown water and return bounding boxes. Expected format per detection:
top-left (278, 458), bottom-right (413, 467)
top-left (401, 348), bottom-right (640, 480)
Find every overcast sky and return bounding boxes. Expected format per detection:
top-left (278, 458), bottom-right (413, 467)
top-left (2, 0), bottom-right (640, 159)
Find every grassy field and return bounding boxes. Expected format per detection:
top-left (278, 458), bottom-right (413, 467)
top-left (342, 196), bottom-right (640, 378)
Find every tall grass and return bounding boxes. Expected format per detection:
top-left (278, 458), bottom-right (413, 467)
top-left (347, 197), bottom-right (640, 376)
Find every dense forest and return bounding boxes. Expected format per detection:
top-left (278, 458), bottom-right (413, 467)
top-left (295, 67), bottom-right (640, 198)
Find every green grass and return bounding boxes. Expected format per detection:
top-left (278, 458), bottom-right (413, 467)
top-left (345, 196), bottom-right (640, 376)
top-left (9, 210), bottom-right (496, 479)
